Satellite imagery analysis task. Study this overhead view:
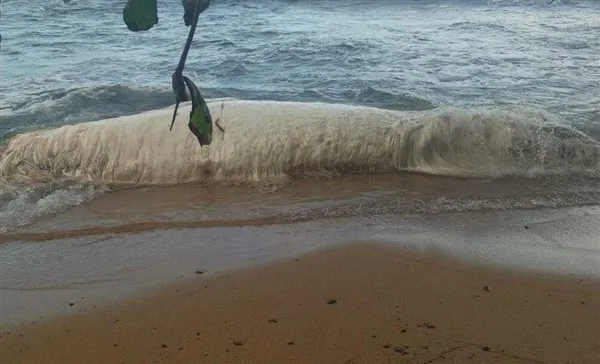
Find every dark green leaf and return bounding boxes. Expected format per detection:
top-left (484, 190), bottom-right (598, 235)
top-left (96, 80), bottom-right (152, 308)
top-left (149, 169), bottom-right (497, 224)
top-left (182, 0), bottom-right (211, 26)
top-left (123, 0), bottom-right (159, 32)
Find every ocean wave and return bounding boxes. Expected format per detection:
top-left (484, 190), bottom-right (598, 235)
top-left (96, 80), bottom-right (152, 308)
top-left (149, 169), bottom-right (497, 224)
top-left (1, 99), bottom-right (599, 186)
top-left (0, 84), bottom-right (435, 143)
top-left (0, 180), bottom-right (107, 233)
top-left (444, 21), bottom-right (513, 33)
top-left (213, 59), bottom-right (252, 77)
top-left (0, 84), bottom-right (177, 141)
top-left (352, 87), bottom-right (435, 111)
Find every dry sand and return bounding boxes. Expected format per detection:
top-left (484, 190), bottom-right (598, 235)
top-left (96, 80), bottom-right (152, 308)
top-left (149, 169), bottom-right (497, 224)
top-left (1, 242), bottom-right (599, 364)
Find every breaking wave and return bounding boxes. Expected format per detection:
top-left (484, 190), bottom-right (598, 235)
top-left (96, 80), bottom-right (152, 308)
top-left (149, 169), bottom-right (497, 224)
top-left (0, 84), bottom-right (434, 143)
top-left (0, 180), bottom-right (107, 233)
top-left (0, 84), bottom-right (177, 141)
top-left (1, 99), bottom-right (599, 185)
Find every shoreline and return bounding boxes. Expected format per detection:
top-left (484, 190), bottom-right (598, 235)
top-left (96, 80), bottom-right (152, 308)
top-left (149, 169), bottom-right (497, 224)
top-left (2, 203), bottom-right (600, 330)
top-left (3, 172), bottom-right (600, 243)
top-left (2, 242), bottom-right (599, 364)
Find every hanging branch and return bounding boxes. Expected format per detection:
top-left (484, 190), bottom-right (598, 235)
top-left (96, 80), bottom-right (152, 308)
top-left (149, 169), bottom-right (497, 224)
top-left (122, 0), bottom-right (211, 131)
top-left (169, 1), bottom-right (206, 131)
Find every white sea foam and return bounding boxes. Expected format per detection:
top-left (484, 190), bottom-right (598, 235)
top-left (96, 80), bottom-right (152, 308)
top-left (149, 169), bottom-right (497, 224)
top-left (1, 99), bottom-right (599, 186)
top-left (0, 181), bottom-right (107, 232)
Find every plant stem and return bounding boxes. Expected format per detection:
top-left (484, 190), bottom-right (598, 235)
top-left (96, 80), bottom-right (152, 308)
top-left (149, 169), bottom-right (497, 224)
top-left (170, 1), bottom-right (203, 131)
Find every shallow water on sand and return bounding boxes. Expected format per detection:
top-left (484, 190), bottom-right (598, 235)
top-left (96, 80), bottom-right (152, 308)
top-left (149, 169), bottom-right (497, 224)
top-left (3, 172), bottom-right (600, 238)
top-left (2, 175), bottom-right (599, 327)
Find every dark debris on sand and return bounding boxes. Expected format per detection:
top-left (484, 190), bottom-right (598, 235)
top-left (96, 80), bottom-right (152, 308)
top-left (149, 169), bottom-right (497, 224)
top-left (393, 346), bottom-right (409, 355)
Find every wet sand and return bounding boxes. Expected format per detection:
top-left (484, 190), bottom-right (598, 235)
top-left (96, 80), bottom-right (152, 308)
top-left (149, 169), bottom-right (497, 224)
top-left (2, 243), bottom-right (599, 364)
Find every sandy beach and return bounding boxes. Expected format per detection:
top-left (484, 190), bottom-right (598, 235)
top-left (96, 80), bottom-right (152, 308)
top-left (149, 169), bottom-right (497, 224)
top-left (2, 242), bottom-right (599, 364)
top-left (3, 0), bottom-right (600, 363)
